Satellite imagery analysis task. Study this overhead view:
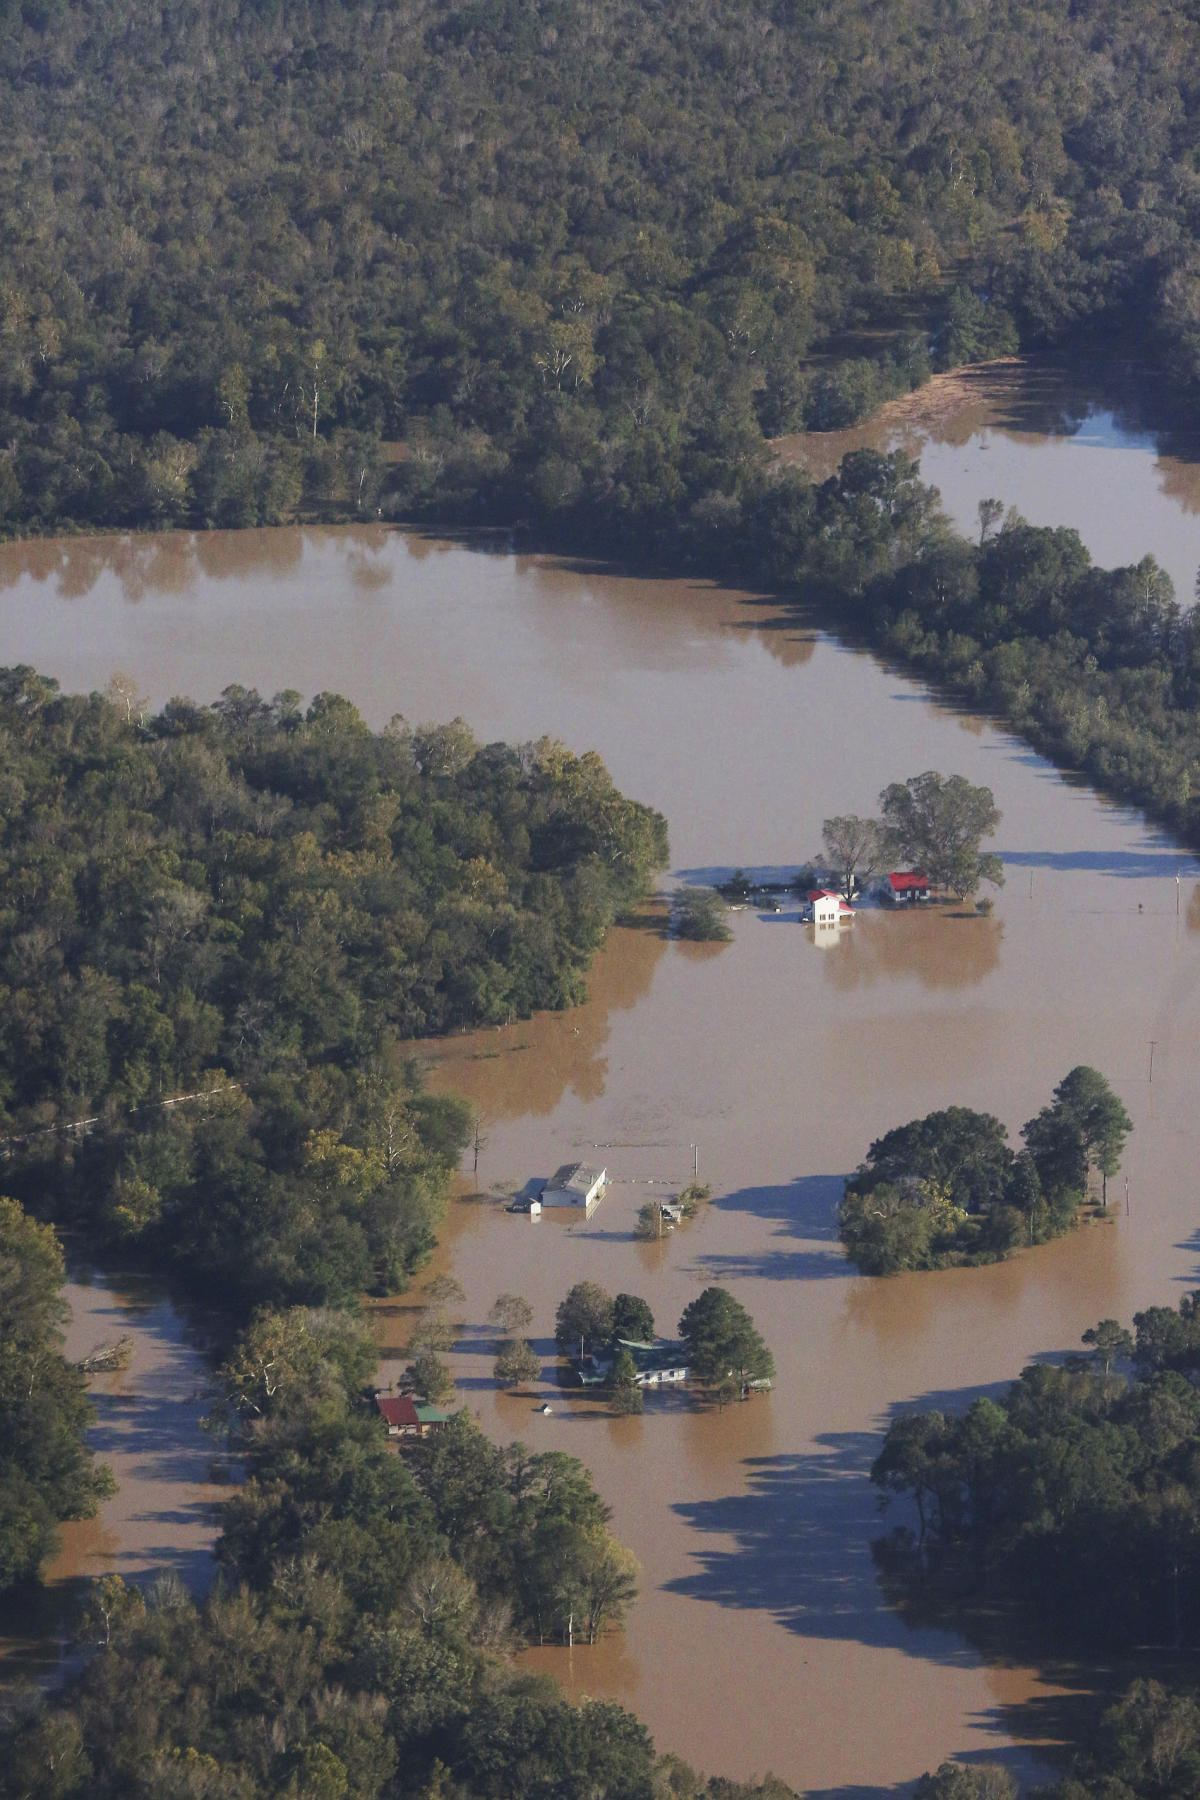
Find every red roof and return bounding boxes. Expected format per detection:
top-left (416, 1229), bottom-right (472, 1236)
top-left (888, 871), bottom-right (929, 892)
top-left (376, 1394), bottom-right (420, 1429)
top-left (807, 888), bottom-right (839, 900)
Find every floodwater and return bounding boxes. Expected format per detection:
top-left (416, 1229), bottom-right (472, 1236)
top-left (778, 355), bottom-right (1200, 607)
top-left (0, 1272), bottom-right (226, 1684)
top-left (2, 364), bottom-right (1200, 1789)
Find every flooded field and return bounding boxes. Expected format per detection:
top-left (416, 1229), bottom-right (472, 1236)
top-left (3, 360), bottom-right (1200, 1788)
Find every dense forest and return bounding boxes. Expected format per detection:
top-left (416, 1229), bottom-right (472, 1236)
top-left (1, 0), bottom-right (1200, 539)
top-left (8, 0), bottom-right (1200, 1792)
top-left (0, 669), bottom-right (665, 1309)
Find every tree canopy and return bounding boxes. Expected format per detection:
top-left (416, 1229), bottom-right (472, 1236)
top-left (677, 1287), bottom-right (774, 1398)
top-left (0, 1199), bottom-right (113, 1593)
top-left (0, 674), bottom-right (665, 1314)
top-left (840, 1070), bottom-right (1131, 1272)
top-left (878, 772), bottom-right (1003, 899)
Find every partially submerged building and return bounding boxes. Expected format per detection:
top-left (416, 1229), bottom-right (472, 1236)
top-left (573, 1337), bottom-right (690, 1387)
top-left (882, 870), bottom-right (931, 904)
top-left (375, 1394), bottom-right (451, 1438)
top-left (804, 888), bottom-right (854, 926)
top-left (541, 1162), bottom-right (607, 1214)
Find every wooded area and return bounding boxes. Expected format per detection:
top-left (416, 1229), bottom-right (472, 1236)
top-left (0, 0), bottom-right (1199, 541)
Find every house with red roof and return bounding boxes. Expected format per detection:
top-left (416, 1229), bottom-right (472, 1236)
top-left (883, 871), bottom-right (931, 904)
top-left (376, 1394), bottom-right (421, 1436)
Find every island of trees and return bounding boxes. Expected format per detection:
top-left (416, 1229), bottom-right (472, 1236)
top-left (543, 1280), bottom-right (773, 1415)
top-left (0, 676), bottom-right (723, 1800)
top-left (839, 1067), bottom-right (1132, 1273)
top-left (822, 769), bottom-right (1004, 903)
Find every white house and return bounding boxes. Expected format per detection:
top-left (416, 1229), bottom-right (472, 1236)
top-left (805, 888), bottom-right (853, 926)
top-left (541, 1162), bottom-right (607, 1213)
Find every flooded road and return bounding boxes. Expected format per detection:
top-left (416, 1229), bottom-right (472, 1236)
top-left (2, 366), bottom-right (1200, 1788)
top-left (0, 1274), bottom-right (225, 1685)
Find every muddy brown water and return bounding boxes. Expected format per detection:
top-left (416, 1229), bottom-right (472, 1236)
top-left (777, 354), bottom-right (1200, 607)
top-left (0, 1272), bottom-right (226, 1684)
top-left (3, 369), bottom-right (1200, 1787)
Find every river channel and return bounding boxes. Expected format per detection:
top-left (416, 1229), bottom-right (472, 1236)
top-left (3, 361), bottom-right (1200, 1793)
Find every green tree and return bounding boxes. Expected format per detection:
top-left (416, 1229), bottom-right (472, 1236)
top-left (1082, 1319), bottom-right (1134, 1376)
top-left (0, 1198), bottom-right (114, 1592)
top-left (406, 1351), bottom-right (456, 1407)
top-left (1051, 1066), bottom-right (1133, 1206)
top-left (878, 771), bottom-right (1003, 898)
top-left (671, 887), bottom-right (731, 942)
top-left (494, 1339), bottom-right (541, 1391)
top-left (611, 1294), bottom-right (655, 1343)
top-left (677, 1288), bottom-right (774, 1398)
top-left (555, 1282), bottom-right (614, 1356)
top-left (609, 1346), bottom-right (644, 1416)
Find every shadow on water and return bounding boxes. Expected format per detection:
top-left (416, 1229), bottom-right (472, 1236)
top-left (696, 1177), bottom-right (848, 1280)
top-left (666, 1432), bottom-right (979, 1660)
top-left (998, 846), bottom-right (1196, 878)
top-left (714, 1175), bottom-right (844, 1242)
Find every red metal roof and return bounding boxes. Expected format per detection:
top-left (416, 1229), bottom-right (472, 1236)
top-left (888, 871), bottom-right (929, 891)
top-left (376, 1394), bottom-right (420, 1429)
top-left (807, 888), bottom-right (839, 900)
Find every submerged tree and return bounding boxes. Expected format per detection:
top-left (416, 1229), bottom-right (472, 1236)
top-left (1024, 1066), bottom-right (1131, 1207)
top-left (678, 1288), bottom-right (774, 1398)
top-left (822, 814), bottom-right (888, 900)
top-left (494, 1338), bottom-right (541, 1391)
top-left (671, 887), bottom-right (731, 942)
top-left (609, 1346), bottom-right (644, 1416)
top-left (555, 1282), bottom-right (615, 1356)
top-left (879, 771), bottom-right (1003, 898)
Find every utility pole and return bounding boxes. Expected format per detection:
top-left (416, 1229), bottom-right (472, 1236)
top-left (691, 1143), bottom-right (700, 1182)
top-left (1149, 1040), bottom-right (1157, 1084)
top-left (1125, 1175), bottom-right (1130, 1216)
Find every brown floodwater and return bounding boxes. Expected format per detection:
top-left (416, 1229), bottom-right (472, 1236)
top-left (0, 1272), bottom-right (226, 1684)
top-left (778, 354), bottom-right (1200, 606)
top-left (3, 370), bottom-right (1200, 1788)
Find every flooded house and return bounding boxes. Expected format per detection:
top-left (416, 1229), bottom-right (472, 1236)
top-left (376, 1394), bottom-right (421, 1437)
top-left (803, 889), bottom-right (854, 926)
top-left (541, 1161), bottom-right (607, 1214)
top-left (882, 870), bottom-right (931, 904)
top-left (573, 1338), bottom-right (691, 1387)
top-left (375, 1395), bottom-right (451, 1438)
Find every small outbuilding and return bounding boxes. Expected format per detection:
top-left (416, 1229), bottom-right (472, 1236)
top-left (541, 1162), bottom-right (608, 1214)
top-left (883, 871), bottom-right (931, 904)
